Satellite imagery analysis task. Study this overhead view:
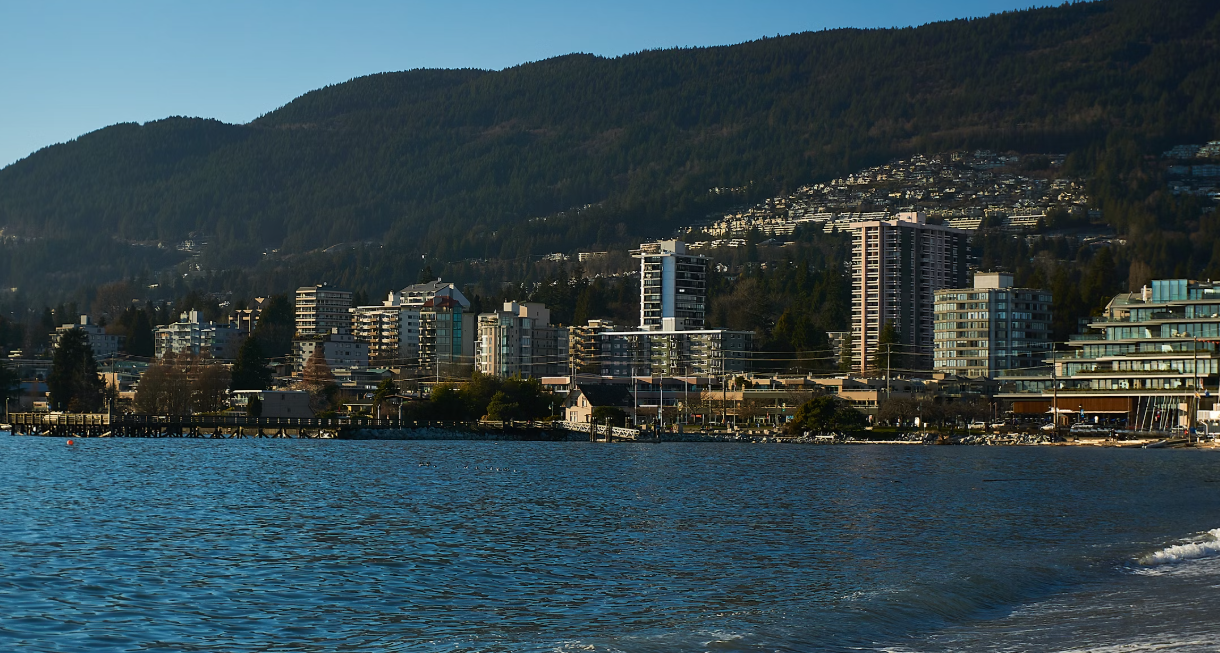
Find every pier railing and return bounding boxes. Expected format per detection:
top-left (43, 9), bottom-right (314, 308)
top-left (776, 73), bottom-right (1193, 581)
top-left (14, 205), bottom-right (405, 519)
top-left (555, 420), bottom-right (641, 440)
top-left (6, 413), bottom-right (644, 440)
top-left (5, 412), bottom-right (482, 438)
top-left (8, 413), bottom-right (473, 430)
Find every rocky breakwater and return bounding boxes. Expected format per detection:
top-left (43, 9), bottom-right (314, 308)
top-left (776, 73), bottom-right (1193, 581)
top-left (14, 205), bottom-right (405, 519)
top-left (338, 422), bottom-right (582, 441)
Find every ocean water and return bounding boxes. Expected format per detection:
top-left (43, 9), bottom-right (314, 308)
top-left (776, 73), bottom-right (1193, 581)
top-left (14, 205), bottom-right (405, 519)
top-left (1, 436), bottom-right (1219, 652)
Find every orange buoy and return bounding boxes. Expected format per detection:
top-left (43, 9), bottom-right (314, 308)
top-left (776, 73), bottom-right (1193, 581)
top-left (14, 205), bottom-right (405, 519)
top-left (66, 440), bottom-right (74, 446)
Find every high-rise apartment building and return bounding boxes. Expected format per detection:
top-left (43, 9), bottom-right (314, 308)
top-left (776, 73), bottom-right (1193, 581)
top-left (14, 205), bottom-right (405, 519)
top-left (845, 212), bottom-right (969, 372)
top-left (933, 272), bottom-right (1053, 378)
top-left (636, 240), bottom-right (707, 331)
top-left (476, 302), bottom-right (569, 378)
top-left (420, 295), bottom-right (475, 375)
top-left (295, 285), bottom-right (353, 337)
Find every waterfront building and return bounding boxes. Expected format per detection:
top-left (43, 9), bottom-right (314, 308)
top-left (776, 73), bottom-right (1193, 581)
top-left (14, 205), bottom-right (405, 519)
top-left (351, 304), bottom-right (406, 366)
top-left (295, 285), bottom-right (352, 337)
top-left (568, 319), bottom-right (616, 374)
top-left (563, 384), bottom-right (635, 424)
top-left (154, 311), bottom-right (246, 359)
top-left (844, 211), bottom-right (969, 372)
top-left (350, 280), bottom-right (470, 366)
top-left (1000, 279), bottom-right (1220, 430)
top-left (598, 329), bottom-right (753, 377)
top-left (933, 272), bottom-right (1053, 378)
top-left (51, 316), bottom-right (125, 360)
top-left (293, 328), bottom-right (369, 373)
top-left (229, 390), bottom-right (313, 418)
top-left (476, 302), bottom-right (569, 378)
top-left (635, 240), bottom-right (708, 331)
top-left (420, 295), bottom-right (475, 377)
top-left (99, 358), bottom-right (149, 402)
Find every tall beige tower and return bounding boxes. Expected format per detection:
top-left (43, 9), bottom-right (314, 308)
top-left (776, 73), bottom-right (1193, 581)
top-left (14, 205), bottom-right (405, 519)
top-left (844, 212), bottom-right (969, 372)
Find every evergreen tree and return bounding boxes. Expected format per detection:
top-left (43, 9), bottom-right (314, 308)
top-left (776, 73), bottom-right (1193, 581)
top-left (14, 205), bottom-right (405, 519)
top-left (231, 337), bottom-right (273, 390)
top-left (371, 377), bottom-right (397, 416)
top-left (871, 321), bottom-right (901, 374)
top-left (0, 362), bottom-right (18, 407)
top-left (47, 328), bottom-right (104, 412)
top-left (785, 396), bottom-right (867, 435)
top-left (126, 309), bottom-right (155, 357)
top-left (246, 394), bottom-right (262, 417)
top-left (252, 294), bottom-right (294, 358)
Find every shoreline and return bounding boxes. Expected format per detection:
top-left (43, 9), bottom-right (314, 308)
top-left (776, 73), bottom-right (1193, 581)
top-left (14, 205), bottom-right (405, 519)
top-left (5, 424), bottom-right (1218, 448)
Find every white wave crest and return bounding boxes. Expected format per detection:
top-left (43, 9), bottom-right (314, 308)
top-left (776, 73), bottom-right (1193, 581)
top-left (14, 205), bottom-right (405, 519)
top-left (1138, 528), bottom-right (1220, 566)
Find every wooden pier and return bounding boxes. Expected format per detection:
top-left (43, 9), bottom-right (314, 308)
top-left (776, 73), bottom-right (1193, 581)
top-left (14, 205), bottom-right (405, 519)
top-left (5, 413), bottom-right (479, 439)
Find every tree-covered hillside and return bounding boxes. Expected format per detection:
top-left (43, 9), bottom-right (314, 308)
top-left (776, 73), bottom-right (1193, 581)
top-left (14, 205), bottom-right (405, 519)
top-left (0, 0), bottom-right (1218, 299)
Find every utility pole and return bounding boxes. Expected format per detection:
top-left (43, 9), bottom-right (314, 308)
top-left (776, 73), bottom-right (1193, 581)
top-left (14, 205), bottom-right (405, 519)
top-left (684, 374), bottom-right (688, 428)
top-left (1051, 344), bottom-right (1059, 436)
top-left (658, 369), bottom-right (664, 429)
top-left (632, 365), bottom-right (638, 427)
top-left (886, 343), bottom-right (892, 400)
top-left (721, 372), bottom-right (727, 429)
top-left (1191, 336), bottom-right (1199, 443)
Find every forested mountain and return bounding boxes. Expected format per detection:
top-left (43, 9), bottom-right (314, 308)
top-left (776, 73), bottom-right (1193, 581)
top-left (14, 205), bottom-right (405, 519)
top-left (0, 0), bottom-right (1218, 302)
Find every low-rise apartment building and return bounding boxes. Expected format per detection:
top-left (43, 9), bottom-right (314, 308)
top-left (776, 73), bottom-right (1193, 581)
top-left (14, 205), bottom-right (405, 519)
top-left (52, 316), bottom-right (125, 360)
top-left (933, 272), bottom-right (1053, 378)
top-left (1001, 278), bottom-right (1220, 430)
top-left (293, 329), bottom-right (370, 374)
top-left (596, 329), bottom-right (753, 377)
top-left (154, 311), bottom-right (245, 359)
top-left (476, 302), bottom-right (569, 378)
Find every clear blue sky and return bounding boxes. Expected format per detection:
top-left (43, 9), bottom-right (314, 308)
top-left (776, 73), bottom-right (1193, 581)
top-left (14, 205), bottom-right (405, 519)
top-left (0, 0), bottom-right (1049, 168)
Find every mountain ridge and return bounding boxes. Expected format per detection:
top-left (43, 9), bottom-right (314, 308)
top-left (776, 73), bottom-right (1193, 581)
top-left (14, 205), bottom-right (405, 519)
top-left (1, 0), bottom-right (1218, 300)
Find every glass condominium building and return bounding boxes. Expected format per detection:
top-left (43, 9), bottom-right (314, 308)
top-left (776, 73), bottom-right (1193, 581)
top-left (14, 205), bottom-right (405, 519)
top-left (933, 272), bottom-right (1053, 378)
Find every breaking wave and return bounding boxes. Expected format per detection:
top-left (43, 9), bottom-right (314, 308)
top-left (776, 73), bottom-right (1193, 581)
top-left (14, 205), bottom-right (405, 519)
top-left (1138, 528), bottom-right (1220, 566)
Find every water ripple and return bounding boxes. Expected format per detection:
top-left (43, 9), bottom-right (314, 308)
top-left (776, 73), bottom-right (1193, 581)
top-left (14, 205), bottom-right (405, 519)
top-left (2, 438), bottom-right (1219, 652)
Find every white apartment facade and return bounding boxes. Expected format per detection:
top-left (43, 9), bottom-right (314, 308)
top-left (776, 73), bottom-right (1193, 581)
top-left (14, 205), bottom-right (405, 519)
top-left (351, 304), bottom-right (404, 365)
top-left (295, 285), bottom-right (353, 337)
